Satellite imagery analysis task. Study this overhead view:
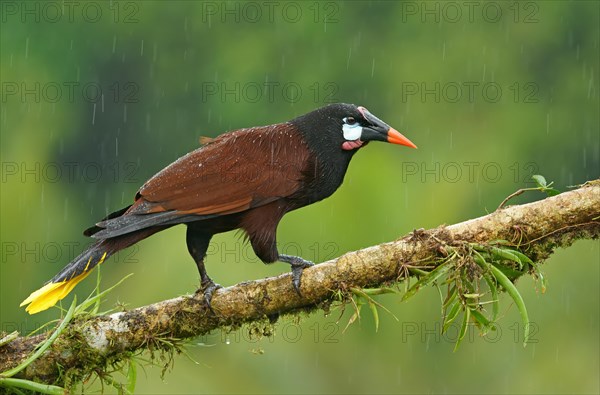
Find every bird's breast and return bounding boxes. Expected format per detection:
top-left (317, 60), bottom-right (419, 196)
top-left (290, 152), bottom-right (352, 207)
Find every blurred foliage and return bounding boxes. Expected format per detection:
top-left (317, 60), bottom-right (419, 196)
top-left (1, 1), bottom-right (598, 394)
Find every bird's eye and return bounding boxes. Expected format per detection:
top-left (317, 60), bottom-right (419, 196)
top-left (344, 117), bottom-right (357, 125)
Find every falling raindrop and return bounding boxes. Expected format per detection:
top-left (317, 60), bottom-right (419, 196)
top-left (140, 39), bottom-right (144, 56)
top-left (63, 198), bottom-right (69, 222)
top-left (346, 47), bottom-right (352, 70)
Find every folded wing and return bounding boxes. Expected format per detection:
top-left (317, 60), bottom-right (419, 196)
top-left (92, 124), bottom-right (309, 238)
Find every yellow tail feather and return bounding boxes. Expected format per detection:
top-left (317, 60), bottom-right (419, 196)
top-left (20, 252), bottom-right (107, 314)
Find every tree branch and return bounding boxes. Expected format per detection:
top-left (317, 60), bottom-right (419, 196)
top-left (1, 180), bottom-right (599, 386)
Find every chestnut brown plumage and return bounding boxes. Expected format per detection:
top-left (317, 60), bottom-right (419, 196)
top-left (21, 103), bottom-right (417, 314)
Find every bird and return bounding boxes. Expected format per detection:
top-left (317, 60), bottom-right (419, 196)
top-left (20, 103), bottom-right (417, 314)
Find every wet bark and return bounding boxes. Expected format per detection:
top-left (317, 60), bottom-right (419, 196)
top-left (1, 180), bottom-right (598, 386)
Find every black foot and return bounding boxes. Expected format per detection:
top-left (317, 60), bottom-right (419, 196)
top-left (279, 254), bottom-right (314, 296)
top-left (195, 279), bottom-right (222, 310)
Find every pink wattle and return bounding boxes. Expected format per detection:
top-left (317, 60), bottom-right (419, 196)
top-left (342, 140), bottom-right (364, 151)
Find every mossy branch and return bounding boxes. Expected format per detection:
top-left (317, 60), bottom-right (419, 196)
top-left (1, 180), bottom-right (599, 388)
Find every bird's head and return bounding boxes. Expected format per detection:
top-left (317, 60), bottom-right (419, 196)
top-left (292, 103), bottom-right (416, 152)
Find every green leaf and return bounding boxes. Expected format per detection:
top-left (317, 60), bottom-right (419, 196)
top-left (474, 245), bottom-right (523, 269)
top-left (402, 260), bottom-right (454, 301)
top-left (544, 187), bottom-right (560, 196)
top-left (0, 377), bottom-right (65, 395)
top-left (463, 293), bottom-right (484, 299)
top-left (454, 308), bottom-right (470, 352)
top-left (75, 273), bottom-right (134, 315)
top-left (469, 309), bottom-right (495, 334)
top-left (491, 263), bottom-right (525, 281)
top-left (351, 288), bottom-right (398, 332)
top-left (508, 250), bottom-right (534, 271)
top-left (532, 174), bottom-right (547, 188)
top-left (126, 359), bottom-right (137, 394)
top-left (488, 264), bottom-right (530, 347)
top-left (343, 309), bottom-right (360, 334)
top-left (442, 285), bottom-right (458, 309)
top-left (442, 301), bottom-right (461, 334)
top-left (2, 297), bottom-right (77, 378)
top-left (0, 331), bottom-right (18, 347)
top-left (368, 299), bottom-right (380, 332)
top-left (359, 287), bottom-right (397, 296)
top-left (482, 273), bottom-right (500, 322)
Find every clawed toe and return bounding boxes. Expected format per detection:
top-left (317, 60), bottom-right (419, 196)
top-left (196, 280), bottom-right (221, 310)
top-left (291, 265), bottom-right (310, 295)
top-left (279, 254), bottom-right (314, 296)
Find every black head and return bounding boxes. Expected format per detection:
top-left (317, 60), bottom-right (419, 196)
top-left (290, 103), bottom-right (416, 153)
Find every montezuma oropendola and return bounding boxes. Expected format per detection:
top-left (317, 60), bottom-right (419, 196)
top-left (21, 103), bottom-right (417, 314)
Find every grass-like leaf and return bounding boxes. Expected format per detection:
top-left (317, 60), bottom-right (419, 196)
top-left (0, 331), bottom-right (18, 347)
top-left (469, 309), bottom-right (495, 334)
top-left (488, 264), bottom-right (530, 347)
top-left (482, 273), bottom-right (499, 322)
top-left (2, 297), bottom-right (77, 378)
top-left (126, 359), bottom-right (137, 394)
top-left (358, 287), bottom-right (397, 296)
top-left (442, 301), bottom-right (461, 334)
top-left (351, 288), bottom-right (398, 332)
top-left (402, 260), bottom-right (454, 301)
top-left (75, 273), bottom-right (134, 315)
top-left (442, 285), bottom-right (457, 309)
top-left (474, 245), bottom-right (524, 270)
top-left (0, 299), bottom-right (76, 394)
top-left (0, 378), bottom-right (65, 395)
top-left (453, 308), bottom-right (470, 352)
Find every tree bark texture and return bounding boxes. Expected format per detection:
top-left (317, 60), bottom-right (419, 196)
top-left (1, 180), bottom-right (598, 385)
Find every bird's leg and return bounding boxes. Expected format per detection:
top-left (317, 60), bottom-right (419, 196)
top-left (186, 226), bottom-right (220, 307)
top-left (243, 205), bottom-right (313, 296)
top-left (195, 258), bottom-right (221, 306)
top-left (278, 254), bottom-right (314, 295)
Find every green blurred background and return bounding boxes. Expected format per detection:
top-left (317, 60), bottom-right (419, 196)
top-left (1, 1), bottom-right (598, 393)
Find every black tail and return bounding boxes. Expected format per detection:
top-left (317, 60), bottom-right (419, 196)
top-left (21, 226), bottom-right (164, 314)
top-left (83, 205), bottom-right (132, 237)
